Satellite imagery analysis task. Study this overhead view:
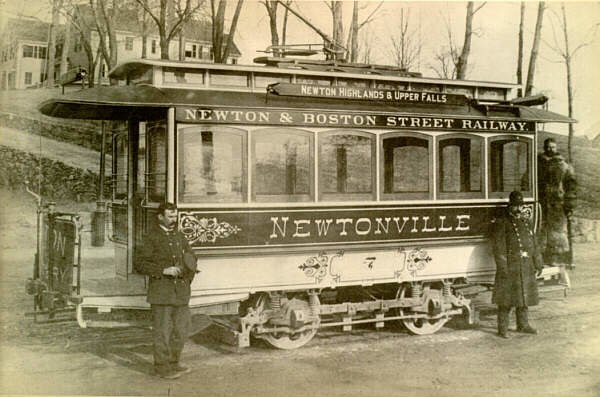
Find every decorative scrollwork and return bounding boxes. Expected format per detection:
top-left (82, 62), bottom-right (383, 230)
top-left (406, 248), bottom-right (432, 276)
top-left (179, 214), bottom-right (241, 244)
top-left (299, 252), bottom-right (329, 282)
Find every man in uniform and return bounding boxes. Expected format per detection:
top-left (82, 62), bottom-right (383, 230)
top-left (537, 138), bottom-right (577, 270)
top-left (135, 202), bottom-right (198, 379)
top-left (492, 191), bottom-right (543, 339)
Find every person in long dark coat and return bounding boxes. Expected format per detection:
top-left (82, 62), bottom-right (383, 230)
top-left (135, 202), bottom-right (198, 379)
top-left (538, 138), bottom-right (577, 269)
top-left (491, 191), bottom-right (543, 338)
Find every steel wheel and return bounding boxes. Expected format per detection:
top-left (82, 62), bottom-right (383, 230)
top-left (397, 283), bottom-right (448, 335)
top-left (255, 293), bottom-right (318, 350)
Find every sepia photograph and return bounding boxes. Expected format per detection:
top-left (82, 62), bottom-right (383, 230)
top-left (0, 1), bottom-right (599, 396)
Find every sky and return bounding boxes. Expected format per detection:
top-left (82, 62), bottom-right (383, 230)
top-left (3, 0), bottom-right (600, 138)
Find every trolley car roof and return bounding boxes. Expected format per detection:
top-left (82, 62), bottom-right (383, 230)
top-left (38, 84), bottom-right (576, 124)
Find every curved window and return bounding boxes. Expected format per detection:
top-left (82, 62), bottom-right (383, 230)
top-left (489, 136), bottom-right (532, 197)
top-left (319, 131), bottom-right (375, 201)
top-left (438, 135), bottom-right (483, 198)
top-left (381, 133), bottom-right (432, 200)
top-left (178, 126), bottom-right (246, 203)
top-left (252, 129), bottom-right (313, 202)
top-left (147, 121), bottom-right (167, 202)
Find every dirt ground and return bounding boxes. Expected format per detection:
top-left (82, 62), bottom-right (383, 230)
top-left (0, 188), bottom-right (599, 397)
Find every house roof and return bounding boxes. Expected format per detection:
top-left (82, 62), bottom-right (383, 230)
top-left (1, 17), bottom-right (57, 43)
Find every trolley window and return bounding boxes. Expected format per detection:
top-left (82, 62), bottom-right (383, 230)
top-left (438, 135), bottom-right (483, 199)
top-left (319, 131), bottom-right (375, 201)
top-left (381, 133), bottom-right (432, 200)
top-left (146, 121), bottom-right (167, 202)
top-left (178, 126), bottom-right (246, 203)
top-left (163, 67), bottom-right (205, 86)
top-left (112, 130), bottom-right (128, 201)
top-left (489, 136), bottom-right (532, 197)
top-left (252, 128), bottom-right (313, 202)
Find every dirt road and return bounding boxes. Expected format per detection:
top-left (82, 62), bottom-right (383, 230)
top-left (1, 190), bottom-right (599, 397)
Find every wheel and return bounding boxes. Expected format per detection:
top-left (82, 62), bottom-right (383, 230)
top-left (254, 293), bottom-right (319, 350)
top-left (397, 283), bottom-right (448, 335)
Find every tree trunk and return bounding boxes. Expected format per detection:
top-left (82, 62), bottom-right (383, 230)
top-left (456, 1), bottom-right (474, 79)
top-left (331, 1), bottom-right (344, 60)
top-left (46, 0), bottom-right (60, 87)
top-left (212, 0), bottom-right (226, 62)
top-left (516, 2), bottom-right (525, 97)
top-left (525, 2), bottom-right (545, 96)
top-left (221, 0), bottom-right (244, 63)
top-left (264, 0), bottom-right (280, 56)
top-left (561, 3), bottom-right (574, 162)
top-left (349, 1), bottom-right (359, 62)
top-left (60, 18), bottom-right (71, 77)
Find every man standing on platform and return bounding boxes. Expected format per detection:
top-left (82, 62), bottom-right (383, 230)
top-left (492, 191), bottom-right (544, 339)
top-left (538, 138), bottom-right (577, 271)
top-left (135, 202), bottom-right (198, 379)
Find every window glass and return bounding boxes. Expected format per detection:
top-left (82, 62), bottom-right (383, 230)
top-left (336, 78), bottom-right (369, 88)
top-left (178, 126), bottom-right (245, 203)
top-left (210, 71), bottom-right (248, 87)
top-left (22, 45), bottom-right (33, 58)
top-left (320, 132), bottom-right (373, 200)
top-left (490, 138), bottom-right (531, 194)
top-left (164, 67), bottom-right (204, 85)
top-left (113, 132), bottom-right (128, 200)
top-left (147, 122), bottom-right (167, 202)
top-left (439, 136), bottom-right (482, 196)
top-left (296, 76), bottom-right (331, 86)
top-left (252, 129), bottom-right (312, 202)
top-left (255, 74), bottom-right (292, 88)
top-left (382, 135), bottom-right (430, 199)
top-left (125, 37), bottom-right (134, 51)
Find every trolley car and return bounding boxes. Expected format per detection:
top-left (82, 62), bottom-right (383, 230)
top-left (35, 56), bottom-right (574, 349)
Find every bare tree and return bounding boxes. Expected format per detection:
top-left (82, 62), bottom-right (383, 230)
top-left (545, 3), bottom-right (599, 161)
top-left (46, 0), bottom-right (62, 87)
top-left (134, 0), bottom-right (205, 60)
top-left (90, 0), bottom-right (119, 81)
top-left (325, 1), bottom-right (345, 59)
top-left (516, 2), bottom-right (525, 97)
top-left (346, 1), bottom-right (383, 63)
top-left (455, 1), bottom-right (486, 79)
top-left (430, 13), bottom-right (460, 79)
top-left (387, 8), bottom-right (420, 71)
top-left (525, 2), bottom-right (545, 96)
top-left (263, 1), bottom-right (280, 56)
top-left (211, 0), bottom-right (244, 63)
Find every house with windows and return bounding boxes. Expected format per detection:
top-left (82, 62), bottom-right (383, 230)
top-left (0, 6), bottom-right (241, 90)
top-left (67, 5), bottom-right (241, 85)
top-left (0, 16), bottom-right (51, 90)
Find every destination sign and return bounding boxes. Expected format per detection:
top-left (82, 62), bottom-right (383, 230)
top-left (176, 107), bottom-right (535, 133)
top-left (269, 82), bottom-right (469, 105)
top-left (179, 206), bottom-right (494, 250)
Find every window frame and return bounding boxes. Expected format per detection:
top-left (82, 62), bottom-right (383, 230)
top-left (251, 127), bottom-right (314, 203)
top-left (488, 134), bottom-right (533, 199)
top-left (318, 129), bottom-right (376, 202)
top-left (380, 131), bottom-right (433, 201)
top-left (177, 124), bottom-right (248, 204)
top-left (145, 121), bottom-right (168, 203)
top-left (436, 133), bottom-right (485, 200)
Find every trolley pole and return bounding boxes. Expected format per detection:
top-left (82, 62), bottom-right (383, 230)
top-left (91, 121), bottom-right (107, 246)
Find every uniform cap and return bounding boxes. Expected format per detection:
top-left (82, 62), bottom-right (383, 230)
top-left (509, 190), bottom-right (524, 206)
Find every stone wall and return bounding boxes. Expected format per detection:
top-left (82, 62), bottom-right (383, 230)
top-left (0, 112), bottom-right (104, 152)
top-left (0, 146), bottom-right (108, 202)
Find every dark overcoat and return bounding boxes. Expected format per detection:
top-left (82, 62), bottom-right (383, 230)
top-left (491, 210), bottom-right (543, 307)
top-left (134, 223), bottom-right (197, 305)
top-left (537, 152), bottom-right (577, 261)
